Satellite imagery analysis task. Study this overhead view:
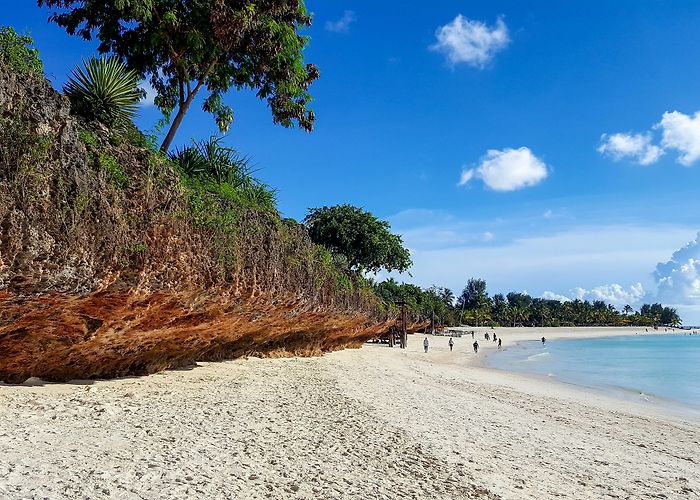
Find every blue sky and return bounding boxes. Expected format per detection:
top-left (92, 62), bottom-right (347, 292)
top-left (8, 1), bottom-right (700, 321)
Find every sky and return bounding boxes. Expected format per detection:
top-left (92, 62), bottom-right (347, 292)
top-left (7, 1), bottom-right (700, 322)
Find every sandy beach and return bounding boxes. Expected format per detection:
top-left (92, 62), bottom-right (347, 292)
top-left (1, 327), bottom-right (699, 499)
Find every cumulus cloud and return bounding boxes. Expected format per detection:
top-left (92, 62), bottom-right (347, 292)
top-left (597, 132), bottom-right (663, 165)
top-left (430, 15), bottom-right (509, 68)
top-left (571, 283), bottom-right (645, 306)
top-left (657, 111), bottom-right (700, 166)
top-left (542, 291), bottom-right (571, 302)
top-left (546, 232), bottom-right (700, 313)
top-left (654, 231), bottom-right (700, 305)
top-left (599, 110), bottom-right (700, 166)
top-left (459, 147), bottom-right (548, 191)
top-left (325, 10), bottom-right (356, 33)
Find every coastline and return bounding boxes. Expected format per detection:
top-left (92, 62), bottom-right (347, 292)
top-left (2, 327), bottom-right (699, 499)
top-left (474, 327), bottom-right (700, 420)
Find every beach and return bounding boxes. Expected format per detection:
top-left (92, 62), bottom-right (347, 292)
top-left (1, 327), bottom-right (699, 499)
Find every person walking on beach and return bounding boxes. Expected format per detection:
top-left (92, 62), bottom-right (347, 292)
top-left (471, 331), bottom-right (474, 339)
top-left (423, 337), bottom-right (429, 353)
top-left (498, 338), bottom-right (502, 349)
top-left (541, 336), bottom-right (546, 345)
top-left (493, 335), bottom-right (497, 343)
top-left (473, 340), bottom-right (479, 354)
top-left (485, 332), bottom-right (490, 341)
top-left (448, 337), bottom-right (454, 351)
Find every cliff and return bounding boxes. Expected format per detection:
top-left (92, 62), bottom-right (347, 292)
top-left (0, 66), bottom-right (391, 383)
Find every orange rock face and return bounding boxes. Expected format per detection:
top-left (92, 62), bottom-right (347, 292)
top-left (0, 290), bottom-right (392, 383)
top-left (0, 65), bottom-right (393, 383)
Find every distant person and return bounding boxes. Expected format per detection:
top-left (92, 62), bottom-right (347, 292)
top-left (448, 337), bottom-right (454, 352)
top-left (473, 341), bottom-right (479, 354)
top-left (485, 332), bottom-right (490, 341)
top-left (471, 331), bottom-right (474, 339)
top-left (498, 338), bottom-right (502, 349)
top-left (493, 335), bottom-right (497, 343)
top-left (541, 336), bottom-right (546, 345)
top-left (423, 337), bottom-right (429, 353)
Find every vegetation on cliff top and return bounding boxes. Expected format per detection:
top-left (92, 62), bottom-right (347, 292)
top-left (0, 26), bottom-right (406, 329)
top-left (0, 26), bottom-right (43, 76)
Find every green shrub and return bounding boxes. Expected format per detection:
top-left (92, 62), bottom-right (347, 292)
top-left (78, 130), bottom-right (98, 148)
top-left (64, 56), bottom-right (143, 126)
top-left (171, 137), bottom-right (277, 212)
top-left (98, 153), bottom-right (128, 188)
top-left (0, 26), bottom-right (43, 76)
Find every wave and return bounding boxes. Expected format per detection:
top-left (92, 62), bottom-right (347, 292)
top-left (516, 352), bottom-right (551, 363)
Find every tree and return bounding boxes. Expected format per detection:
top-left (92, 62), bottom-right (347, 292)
top-left (39, 0), bottom-right (320, 151)
top-left (304, 205), bottom-right (412, 274)
top-left (660, 306), bottom-right (681, 327)
top-left (458, 278), bottom-right (488, 310)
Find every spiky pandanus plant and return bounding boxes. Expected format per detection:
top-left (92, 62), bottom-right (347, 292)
top-left (64, 56), bottom-right (143, 126)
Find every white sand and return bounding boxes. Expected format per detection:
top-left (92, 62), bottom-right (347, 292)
top-left (1, 327), bottom-right (699, 499)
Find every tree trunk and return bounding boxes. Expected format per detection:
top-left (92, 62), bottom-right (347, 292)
top-left (160, 99), bottom-right (194, 153)
top-left (159, 75), bottom-right (209, 153)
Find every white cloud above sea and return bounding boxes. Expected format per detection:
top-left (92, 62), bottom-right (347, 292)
top-left (540, 233), bottom-right (700, 317)
top-left (430, 15), bottom-right (509, 68)
top-left (599, 110), bottom-right (700, 166)
top-left (459, 147), bottom-right (548, 191)
top-left (387, 209), bottom-right (699, 319)
top-left (325, 11), bottom-right (356, 33)
top-left (654, 231), bottom-right (700, 305)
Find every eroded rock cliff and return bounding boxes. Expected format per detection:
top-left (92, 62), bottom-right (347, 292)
top-left (0, 66), bottom-right (391, 383)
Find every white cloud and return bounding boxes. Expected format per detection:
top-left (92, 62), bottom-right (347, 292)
top-left (657, 111), bottom-right (700, 166)
top-left (599, 110), bottom-right (700, 167)
top-left (459, 147), bottom-right (548, 191)
top-left (325, 10), bottom-right (356, 33)
top-left (388, 219), bottom-right (696, 312)
top-left (543, 210), bottom-right (554, 219)
top-left (654, 231), bottom-right (700, 305)
top-left (430, 15), bottom-right (509, 68)
top-left (542, 231), bottom-right (700, 315)
top-left (140, 80), bottom-right (157, 106)
top-left (482, 231), bottom-right (495, 242)
top-left (571, 283), bottom-right (645, 307)
top-left (597, 132), bottom-right (663, 165)
top-left (542, 291), bottom-right (571, 302)
top-left (458, 168), bottom-right (475, 186)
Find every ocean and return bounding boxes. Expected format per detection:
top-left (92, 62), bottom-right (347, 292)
top-left (488, 333), bottom-right (700, 410)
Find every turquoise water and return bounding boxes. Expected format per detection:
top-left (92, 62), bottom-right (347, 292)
top-left (488, 334), bottom-right (700, 409)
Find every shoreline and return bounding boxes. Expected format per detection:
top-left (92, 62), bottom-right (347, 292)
top-left (487, 328), bottom-right (700, 420)
top-left (2, 326), bottom-right (700, 498)
top-left (442, 326), bottom-right (700, 422)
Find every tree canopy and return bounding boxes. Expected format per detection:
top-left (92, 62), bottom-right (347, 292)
top-left (38, 0), bottom-right (319, 151)
top-left (371, 276), bottom-right (683, 328)
top-left (304, 204), bottom-right (412, 274)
